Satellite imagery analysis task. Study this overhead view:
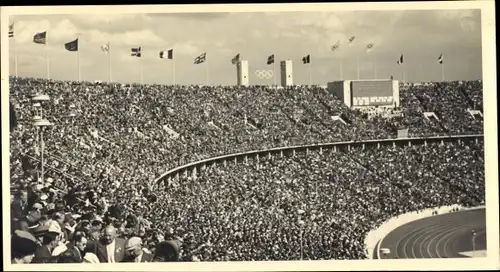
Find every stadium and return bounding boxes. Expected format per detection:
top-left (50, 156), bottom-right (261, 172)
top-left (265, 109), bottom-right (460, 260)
top-left (6, 7), bottom-right (488, 265)
top-left (9, 75), bottom-right (485, 263)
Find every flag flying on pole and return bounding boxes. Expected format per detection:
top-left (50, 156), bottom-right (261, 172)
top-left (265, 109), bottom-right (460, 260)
top-left (101, 43), bottom-right (110, 53)
top-left (131, 47), bottom-right (141, 57)
top-left (231, 53), bottom-right (240, 65)
top-left (64, 39), bottom-right (78, 51)
top-left (33, 31), bottom-right (47, 44)
top-left (366, 43), bottom-right (374, 53)
top-left (331, 40), bottom-right (341, 51)
top-left (267, 54), bottom-right (274, 65)
top-left (159, 49), bottom-right (173, 59)
top-left (9, 23), bottom-right (14, 38)
top-left (348, 36), bottom-right (356, 46)
top-left (397, 54), bottom-right (404, 65)
top-left (194, 52), bottom-right (206, 64)
top-left (302, 54), bottom-right (310, 64)
top-left (438, 54), bottom-right (443, 64)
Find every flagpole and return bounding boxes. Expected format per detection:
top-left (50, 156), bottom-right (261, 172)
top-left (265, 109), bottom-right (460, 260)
top-left (77, 34), bottom-right (81, 81)
top-left (206, 55), bottom-right (209, 85)
top-left (46, 36), bottom-right (50, 80)
top-left (141, 57), bottom-right (144, 84)
top-left (357, 54), bottom-right (360, 80)
top-left (109, 42), bottom-right (112, 83)
top-left (340, 58), bottom-right (343, 80)
top-left (441, 62), bottom-right (445, 82)
top-left (173, 58), bottom-right (176, 85)
top-left (309, 61), bottom-right (312, 86)
top-left (14, 34), bottom-right (18, 77)
top-left (374, 61), bottom-right (377, 79)
top-left (273, 61), bottom-right (276, 86)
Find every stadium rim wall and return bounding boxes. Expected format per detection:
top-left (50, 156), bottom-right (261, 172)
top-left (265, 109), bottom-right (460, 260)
top-left (154, 134), bottom-right (483, 187)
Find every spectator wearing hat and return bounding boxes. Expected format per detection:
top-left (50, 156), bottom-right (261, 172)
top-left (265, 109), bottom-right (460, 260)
top-left (31, 231), bottom-right (59, 263)
top-left (153, 240), bottom-right (181, 262)
top-left (88, 225), bottom-right (126, 263)
top-left (11, 230), bottom-right (39, 264)
top-left (15, 203), bottom-right (43, 233)
top-left (122, 236), bottom-right (153, 263)
top-left (55, 250), bottom-right (80, 263)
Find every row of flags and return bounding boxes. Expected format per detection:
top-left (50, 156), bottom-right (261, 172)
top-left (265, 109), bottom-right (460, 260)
top-left (13, 28), bottom-right (446, 66)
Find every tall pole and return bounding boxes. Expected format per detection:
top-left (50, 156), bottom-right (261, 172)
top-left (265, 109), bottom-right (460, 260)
top-left (205, 56), bottom-right (209, 86)
top-left (46, 38), bottom-right (50, 80)
top-left (141, 57), bottom-right (144, 84)
top-left (309, 62), bottom-right (312, 86)
top-left (77, 34), bottom-right (81, 81)
top-left (35, 127), bottom-right (40, 155)
top-left (40, 127), bottom-right (45, 184)
top-left (13, 35), bottom-right (18, 77)
top-left (273, 61), bottom-right (277, 86)
top-left (109, 42), bottom-right (112, 83)
top-left (441, 63), bottom-right (445, 82)
top-left (173, 59), bottom-right (176, 85)
top-left (340, 58), bottom-right (343, 80)
top-left (374, 61), bottom-right (377, 79)
top-left (357, 55), bottom-right (360, 80)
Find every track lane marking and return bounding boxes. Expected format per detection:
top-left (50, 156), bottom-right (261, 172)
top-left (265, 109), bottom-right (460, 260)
top-left (408, 221), bottom-right (456, 258)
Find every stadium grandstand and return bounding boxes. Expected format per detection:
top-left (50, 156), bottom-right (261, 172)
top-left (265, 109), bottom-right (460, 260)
top-left (9, 77), bottom-right (484, 263)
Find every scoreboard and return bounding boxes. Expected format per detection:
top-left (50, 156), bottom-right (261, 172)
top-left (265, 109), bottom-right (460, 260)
top-left (327, 79), bottom-right (400, 108)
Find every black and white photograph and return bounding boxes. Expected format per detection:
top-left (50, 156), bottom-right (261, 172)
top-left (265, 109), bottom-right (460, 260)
top-left (1, 1), bottom-right (498, 271)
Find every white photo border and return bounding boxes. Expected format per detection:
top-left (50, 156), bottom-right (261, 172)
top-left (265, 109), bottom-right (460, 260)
top-left (1, 1), bottom-right (498, 271)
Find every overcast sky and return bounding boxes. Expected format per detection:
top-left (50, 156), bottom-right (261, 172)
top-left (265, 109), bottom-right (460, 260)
top-left (7, 9), bottom-right (481, 85)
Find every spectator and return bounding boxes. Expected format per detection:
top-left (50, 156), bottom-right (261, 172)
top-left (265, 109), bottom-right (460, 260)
top-left (123, 236), bottom-right (153, 262)
top-left (87, 225), bottom-right (126, 263)
top-left (31, 231), bottom-right (59, 263)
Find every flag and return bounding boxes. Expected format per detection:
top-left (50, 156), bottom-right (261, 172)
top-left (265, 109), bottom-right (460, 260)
top-left (267, 54), bottom-right (274, 65)
top-left (331, 40), bottom-right (341, 51)
top-left (231, 53), bottom-right (240, 65)
top-left (159, 49), bottom-right (173, 59)
top-left (348, 36), bottom-right (356, 46)
top-left (33, 31), bottom-right (47, 44)
top-left (101, 43), bottom-right (109, 53)
top-left (194, 52), bottom-right (206, 64)
top-left (438, 54), bottom-right (443, 64)
top-left (9, 23), bottom-right (14, 38)
top-left (64, 39), bottom-right (78, 52)
top-left (366, 43), bottom-right (374, 53)
top-left (131, 47), bottom-right (141, 57)
top-left (302, 54), bottom-right (310, 64)
top-left (397, 54), bottom-right (404, 65)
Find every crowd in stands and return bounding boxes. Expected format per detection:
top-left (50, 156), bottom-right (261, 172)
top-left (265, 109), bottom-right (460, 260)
top-left (9, 77), bottom-right (484, 263)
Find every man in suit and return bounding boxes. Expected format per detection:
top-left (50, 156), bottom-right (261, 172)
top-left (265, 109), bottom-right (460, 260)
top-left (88, 225), bottom-right (126, 263)
top-left (122, 237), bottom-right (153, 263)
top-left (11, 190), bottom-right (29, 219)
top-left (31, 231), bottom-right (59, 263)
top-left (123, 236), bottom-right (153, 263)
top-left (64, 233), bottom-right (87, 263)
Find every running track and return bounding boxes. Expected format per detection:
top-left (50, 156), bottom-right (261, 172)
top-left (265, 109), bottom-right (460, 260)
top-left (378, 208), bottom-right (486, 259)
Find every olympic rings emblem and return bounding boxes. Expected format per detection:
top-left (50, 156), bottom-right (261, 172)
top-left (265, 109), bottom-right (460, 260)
top-left (255, 69), bottom-right (274, 79)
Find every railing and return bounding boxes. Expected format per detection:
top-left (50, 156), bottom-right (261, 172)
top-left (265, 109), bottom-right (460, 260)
top-left (20, 153), bottom-right (87, 186)
top-left (154, 134), bottom-right (483, 187)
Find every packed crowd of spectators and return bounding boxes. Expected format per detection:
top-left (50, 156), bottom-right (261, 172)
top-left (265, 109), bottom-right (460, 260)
top-left (9, 77), bottom-right (484, 263)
